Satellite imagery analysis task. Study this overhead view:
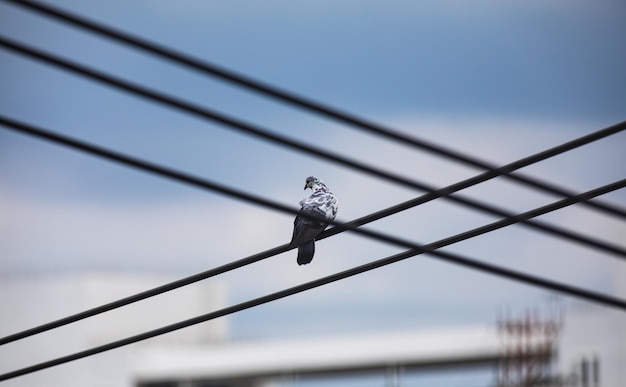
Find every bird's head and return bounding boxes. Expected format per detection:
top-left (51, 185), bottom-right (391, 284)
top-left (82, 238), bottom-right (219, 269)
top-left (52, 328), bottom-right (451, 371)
top-left (304, 176), bottom-right (326, 191)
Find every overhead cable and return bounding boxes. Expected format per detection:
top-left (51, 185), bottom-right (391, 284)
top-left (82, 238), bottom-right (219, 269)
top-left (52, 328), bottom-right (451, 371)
top-left (3, 0), bottom-right (625, 219)
top-left (0, 38), bottom-right (624, 258)
top-left (1, 237), bottom-right (625, 381)
top-left (0, 114), bottom-right (624, 347)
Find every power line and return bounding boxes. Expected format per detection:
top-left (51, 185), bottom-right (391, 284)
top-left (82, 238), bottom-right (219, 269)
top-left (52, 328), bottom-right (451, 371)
top-left (1, 115), bottom-right (624, 261)
top-left (0, 114), bottom-right (624, 346)
top-left (0, 2), bottom-right (622, 379)
top-left (1, 238), bottom-right (625, 382)
top-left (3, 0), bottom-right (625, 220)
top-left (0, 38), bottom-right (624, 259)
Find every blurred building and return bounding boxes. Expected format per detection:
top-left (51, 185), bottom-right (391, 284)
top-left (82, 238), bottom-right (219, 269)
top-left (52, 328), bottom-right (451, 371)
top-left (0, 273), bottom-right (227, 387)
top-left (0, 269), bottom-right (624, 387)
top-left (134, 325), bottom-right (501, 387)
top-left (556, 260), bottom-right (626, 387)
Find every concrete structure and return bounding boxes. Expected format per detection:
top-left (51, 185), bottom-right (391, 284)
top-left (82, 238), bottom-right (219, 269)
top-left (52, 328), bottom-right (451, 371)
top-left (0, 273), bottom-right (227, 387)
top-left (133, 326), bottom-right (501, 386)
top-left (557, 260), bottom-right (626, 387)
top-left (1, 271), bottom-right (624, 386)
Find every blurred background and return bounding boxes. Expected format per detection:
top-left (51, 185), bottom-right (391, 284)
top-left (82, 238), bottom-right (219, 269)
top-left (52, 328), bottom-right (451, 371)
top-left (0, 0), bottom-right (625, 386)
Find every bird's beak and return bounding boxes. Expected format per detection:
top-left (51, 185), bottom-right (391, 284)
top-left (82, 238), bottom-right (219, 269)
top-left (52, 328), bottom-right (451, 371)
top-left (304, 181), bottom-right (310, 190)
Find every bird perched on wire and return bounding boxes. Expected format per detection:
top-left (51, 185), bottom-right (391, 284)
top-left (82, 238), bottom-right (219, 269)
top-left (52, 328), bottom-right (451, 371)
top-left (290, 176), bottom-right (339, 265)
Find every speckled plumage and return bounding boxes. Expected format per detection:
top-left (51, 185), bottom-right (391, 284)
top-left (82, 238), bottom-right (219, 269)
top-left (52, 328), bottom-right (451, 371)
top-left (290, 176), bottom-right (338, 265)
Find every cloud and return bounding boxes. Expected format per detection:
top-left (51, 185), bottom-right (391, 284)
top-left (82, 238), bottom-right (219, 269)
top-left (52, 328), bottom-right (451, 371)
top-left (1, 116), bottom-right (623, 341)
top-left (0, 192), bottom-right (287, 273)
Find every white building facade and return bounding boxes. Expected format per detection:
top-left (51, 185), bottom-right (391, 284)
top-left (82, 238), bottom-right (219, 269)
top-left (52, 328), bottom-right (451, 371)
top-left (1, 269), bottom-right (624, 387)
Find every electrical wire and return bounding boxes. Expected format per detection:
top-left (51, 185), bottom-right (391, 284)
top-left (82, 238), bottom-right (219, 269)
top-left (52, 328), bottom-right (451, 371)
top-left (0, 114), bottom-right (624, 347)
top-left (1, 37), bottom-right (624, 259)
top-left (3, 0), bottom-right (625, 220)
top-left (1, 234), bottom-right (625, 381)
top-left (0, 2), bottom-right (622, 380)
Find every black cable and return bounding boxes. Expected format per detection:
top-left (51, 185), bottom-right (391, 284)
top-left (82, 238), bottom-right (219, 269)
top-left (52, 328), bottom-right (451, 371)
top-left (0, 38), bottom-right (624, 258)
top-left (1, 240), bottom-right (625, 382)
top-left (3, 0), bottom-right (625, 220)
top-left (0, 3), bottom-right (624, 378)
top-left (0, 114), bottom-right (624, 346)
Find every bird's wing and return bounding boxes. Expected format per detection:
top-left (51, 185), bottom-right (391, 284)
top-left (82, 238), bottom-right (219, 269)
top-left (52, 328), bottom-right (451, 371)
top-left (290, 191), bottom-right (338, 246)
top-left (291, 209), bottom-right (325, 247)
top-left (300, 190), bottom-right (338, 221)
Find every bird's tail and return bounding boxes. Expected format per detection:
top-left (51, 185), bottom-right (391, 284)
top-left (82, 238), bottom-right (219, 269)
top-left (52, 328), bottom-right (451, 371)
top-left (297, 240), bottom-right (315, 265)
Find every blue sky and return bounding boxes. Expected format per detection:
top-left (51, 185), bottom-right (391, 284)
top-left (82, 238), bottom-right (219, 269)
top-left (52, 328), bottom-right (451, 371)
top-left (1, 0), bottom-right (625, 384)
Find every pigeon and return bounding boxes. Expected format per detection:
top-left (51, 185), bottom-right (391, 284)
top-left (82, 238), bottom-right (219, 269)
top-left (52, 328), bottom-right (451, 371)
top-left (290, 176), bottom-right (338, 265)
